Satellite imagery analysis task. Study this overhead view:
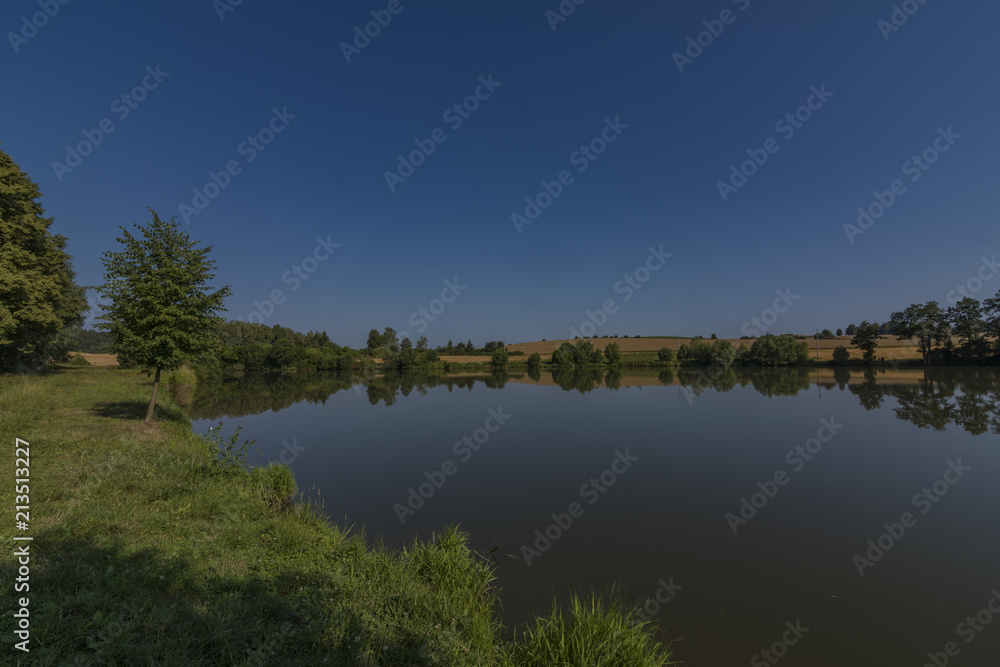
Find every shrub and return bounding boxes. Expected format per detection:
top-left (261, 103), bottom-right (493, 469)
top-left (709, 339), bottom-right (736, 367)
top-left (491, 346), bottom-right (509, 367)
top-left (67, 353), bottom-right (91, 366)
top-left (200, 422), bottom-right (254, 472)
top-left (832, 346), bottom-right (851, 365)
top-left (552, 344), bottom-right (576, 366)
top-left (604, 342), bottom-right (623, 365)
top-left (747, 335), bottom-right (810, 366)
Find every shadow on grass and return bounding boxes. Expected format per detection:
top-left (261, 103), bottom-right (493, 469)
top-left (90, 400), bottom-right (190, 425)
top-left (0, 529), bottom-right (436, 665)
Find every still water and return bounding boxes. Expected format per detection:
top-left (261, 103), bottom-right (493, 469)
top-left (191, 367), bottom-right (1000, 665)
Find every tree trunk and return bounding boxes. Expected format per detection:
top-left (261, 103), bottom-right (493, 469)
top-left (145, 367), bottom-right (161, 423)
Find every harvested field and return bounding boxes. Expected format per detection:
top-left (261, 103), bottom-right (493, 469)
top-left (72, 352), bottom-right (119, 366)
top-left (506, 336), bottom-right (947, 363)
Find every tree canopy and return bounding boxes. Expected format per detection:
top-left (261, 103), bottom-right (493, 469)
top-left (0, 147), bottom-right (86, 372)
top-left (98, 209), bottom-right (231, 420)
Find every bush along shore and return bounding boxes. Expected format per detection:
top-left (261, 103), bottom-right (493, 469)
top-left (0, 366), bottom-right (674, 665)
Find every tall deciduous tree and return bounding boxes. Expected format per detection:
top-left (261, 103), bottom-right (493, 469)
top-left (947, 297), bottom-right (984, 350)
top-left (984, 290), bottom-right (1000, 356)
top-left (850, 321), bottom-right (881, 365)
top-left (604, 341), bottom-right (623, 365)
top-left (98, 209), bottom-right (231, 421)
top-left (888, 302), bottom-right (950, 365)
top-left (0, 148), bottom-right (86, 371)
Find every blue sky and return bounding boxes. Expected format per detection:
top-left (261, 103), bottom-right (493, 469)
top-left (4, 0), bottom-right (998, 347)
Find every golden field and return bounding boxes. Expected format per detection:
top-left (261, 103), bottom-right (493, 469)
top-left (506, 336), bottom-right (937, 363)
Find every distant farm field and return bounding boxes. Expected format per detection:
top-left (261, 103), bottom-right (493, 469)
top-left (73, 352), bottom-right (119, 366)
top-left (506, 336), bottom-right (934, 363)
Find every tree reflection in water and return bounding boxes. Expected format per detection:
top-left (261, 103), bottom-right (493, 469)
top-left (190, 367), bottom-right (1000, 435)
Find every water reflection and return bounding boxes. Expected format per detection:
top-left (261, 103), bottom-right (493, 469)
top-left (190, 367), bottom-right (1000, 434)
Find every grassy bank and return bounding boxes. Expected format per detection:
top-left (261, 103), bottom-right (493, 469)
top-left (0, 367), bottom-right (673, 665)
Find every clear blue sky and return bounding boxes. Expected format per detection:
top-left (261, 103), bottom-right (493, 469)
top-left (4, 0), bottom-right (998, 347)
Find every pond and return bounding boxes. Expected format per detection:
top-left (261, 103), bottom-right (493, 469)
top-left (190, 367), bottom-right (1000, 665)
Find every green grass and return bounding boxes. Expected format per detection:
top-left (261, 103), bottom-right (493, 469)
top-left (0, 367), bottom-right (673, 665)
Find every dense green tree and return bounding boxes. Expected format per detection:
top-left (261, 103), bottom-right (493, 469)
top-left (366, 329), bottom-right (382, 350)
top-left (401, 337), bottom-right (413, 350)
top-left (382, 327), bottom-right (399, 352)
top-left (888, 302), bottom-right (950, 364)
top-left (552, 343), bottom-right (576, 366)
top-left (269, 339), bottom-right (303, 368)
top-left (984, 291), bottom-right (1000, 356)
top-left (836, 328), bottom-right (843, 336)
top-left (416, 336), bottom-right (428, 351)
top-left (0, 148), bottom-right (86, 372)
top-left (845, 324), bottom-right (857, 336)
top-left (398, 347), bottom-right (417, 368)
top-left (747, 335), bottom-right (809, 366)
top-left (819, 329), bottom-right (835, 339)
top-left (832, 345), bottom-right (851, 365)
top-left (604, 341), bottom-right (623, 365)
top-left (491, 346), bottom-right (509, 367)
top-left (98, 209), bottom-right (231, 421)
top-left (657, 347), bottom-right (675, 364)
top-left (527, 352), bottom-right (542, 369)
top-left (573, 339), bottom-right (596, 365)
top-left (709, 339), bottom-right (736, 367)
top-left (850, 321), bottom-right (881, 365)
top-left (947, 297), bottom-right (985, 351)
